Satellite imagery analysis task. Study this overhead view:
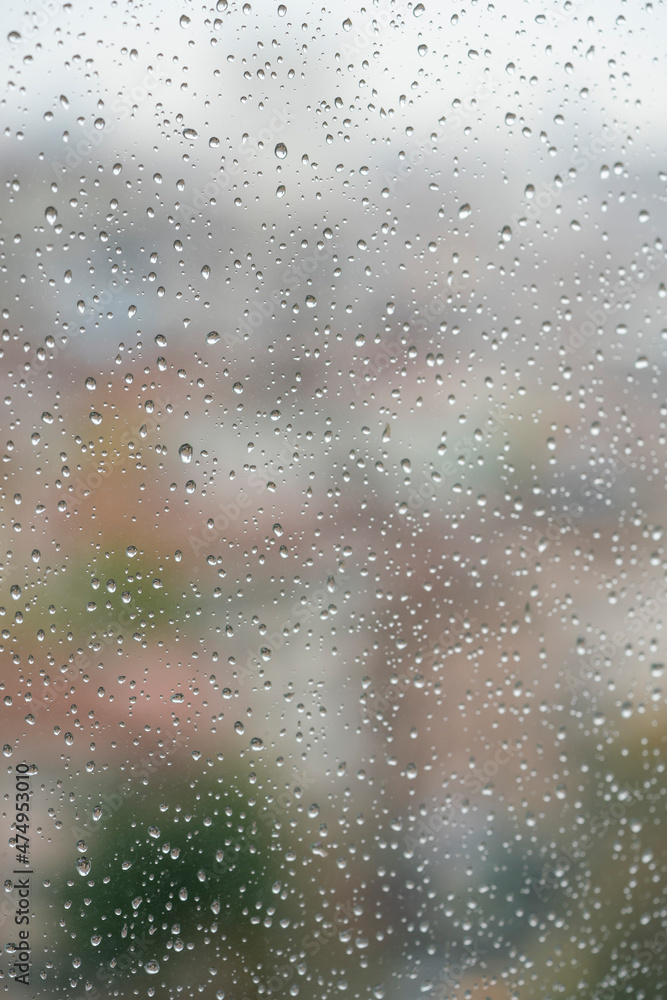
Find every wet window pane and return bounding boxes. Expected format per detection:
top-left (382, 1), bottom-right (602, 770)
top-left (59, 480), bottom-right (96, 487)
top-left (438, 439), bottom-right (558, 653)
top-left (1, 2), bottom-right (666, 998)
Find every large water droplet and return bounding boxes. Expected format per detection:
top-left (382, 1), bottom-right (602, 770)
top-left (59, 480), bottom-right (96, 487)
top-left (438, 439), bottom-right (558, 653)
top-left (274, 142), bottom-right (287, 159)
top-left (179, 443), bottom-right (193, 463)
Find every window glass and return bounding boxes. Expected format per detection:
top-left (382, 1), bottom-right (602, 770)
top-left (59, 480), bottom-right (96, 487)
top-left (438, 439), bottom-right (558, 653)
top-left (1, 2), bottom-right (665, 998)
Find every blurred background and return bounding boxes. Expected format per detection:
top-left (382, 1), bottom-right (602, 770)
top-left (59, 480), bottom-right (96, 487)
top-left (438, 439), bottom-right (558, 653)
top-left (0, 0), bottom-right (665, 997)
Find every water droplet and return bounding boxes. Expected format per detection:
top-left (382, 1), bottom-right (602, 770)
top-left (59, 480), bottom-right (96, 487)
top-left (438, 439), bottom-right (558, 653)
top-left (274, 142), bottom-right (287, 158)
top-left (232, 381), bottom-right (244, 394)
top-left (89, 412), bottom-right (103, 425)
top-left (85, 377), bottom-right (96, 390)
top-left (234, 721), bottom-right (245, 734)
top-left (201, 265), bottom-right (210, 279)
top-left (414, 3), bottom-right (425, 15)
top-left (76, 857), bottom-right (91, 876)
top-left (458, 203), bottom-right (471, 219)
top-left (183, 128), bottom-right (198, 140)
top-left (145, 959), bottom-right (160, 974)
top-left (171, 693), bottom-right (184, 703)
top-left (148, 826), bottom-right (161, 838)
top-left (179, 443), bottom-right (193, 463)
top-left (94, 118), bottom-right (105, 130)
top-left (179, 14), bottom-right (191, 27)
top-left (45, 206), bottom-right (57, 225)
top-left (3, 745), bottom-right (12, 757)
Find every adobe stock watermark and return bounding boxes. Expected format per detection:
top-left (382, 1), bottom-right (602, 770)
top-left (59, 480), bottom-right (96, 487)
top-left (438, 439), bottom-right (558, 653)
top-left (71, 391), bottom-right (170, 501)
top-left (189, 436), bottom-right (300, 555)
top-left (409, 939), bottom-right (489, 1000)
top-left (220, 239), bottom-right (336, 347)
top-left (382, 71), bottom-right (501, 194)
top-left (529, 783), bottom-right (658, 902)
top-left (243, 895), bottom-right (359, 999)
top-left (8, 0), bottom-right (63, 43)
top-left (234, 575), bottom-right (337, 686)
top-left (401, 739), bottom-right (522, 857)
top-left (563, 252), bottom-right (665, 355)
top-left (337, 9), bottom-right (391, 62)
top-left (508, 118), bottom-right (628, 235)
top-left (177, 105), bottom-right (289, 216)
top-left (51, 69), bottom-right (159, 177)
top-left (591, 929), bottom-right (667, 1000)
top-left (353, 294), bottom-right (450, 394)
top-left (397, 404), bottom-right (510, 515)
top-left (564, 575), bottom-right (667, 696)
top-left (75, 272), bottom-right (134, 322)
